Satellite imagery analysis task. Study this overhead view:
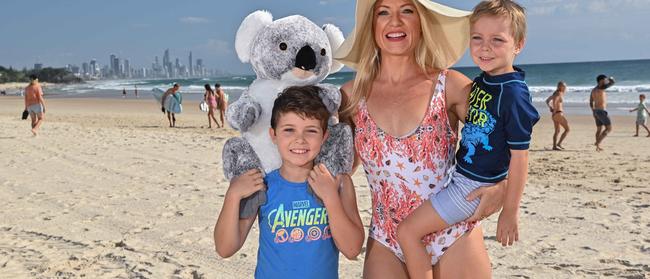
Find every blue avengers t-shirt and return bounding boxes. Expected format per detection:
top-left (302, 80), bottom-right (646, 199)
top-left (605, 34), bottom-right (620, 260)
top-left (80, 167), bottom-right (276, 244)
top-left (455, 68), bottom-right (540, 183)
top-left (255, 169), bottom-right (339, 279)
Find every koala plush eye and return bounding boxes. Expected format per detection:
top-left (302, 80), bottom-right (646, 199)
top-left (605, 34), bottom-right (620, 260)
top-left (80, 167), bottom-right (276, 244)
top-left (320, 48), bottom-right (326, 56)
top-left (279, 43), bottom-right (287, 51)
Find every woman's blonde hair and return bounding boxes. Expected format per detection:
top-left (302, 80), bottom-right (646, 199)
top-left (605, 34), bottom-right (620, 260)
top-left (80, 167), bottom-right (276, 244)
top-left (340, 0), bottom-right (454, 121)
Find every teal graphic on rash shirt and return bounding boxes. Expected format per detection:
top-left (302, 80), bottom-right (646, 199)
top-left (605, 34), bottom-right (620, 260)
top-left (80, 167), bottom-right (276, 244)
top-left (461, 83), bottom-right (496, 164)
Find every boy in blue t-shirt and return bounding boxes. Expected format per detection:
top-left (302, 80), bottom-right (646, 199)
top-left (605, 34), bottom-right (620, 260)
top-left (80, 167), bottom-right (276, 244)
top-left (214, 85), bottom-right (364, 279)
top-left (398, 1), bottom-right (540, 277)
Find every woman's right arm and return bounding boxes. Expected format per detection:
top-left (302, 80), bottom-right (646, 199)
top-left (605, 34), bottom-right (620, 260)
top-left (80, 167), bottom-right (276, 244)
top-left (545, 94), bottom-right (555, 112)
top-left (214, 170), bottom-right (265, 258)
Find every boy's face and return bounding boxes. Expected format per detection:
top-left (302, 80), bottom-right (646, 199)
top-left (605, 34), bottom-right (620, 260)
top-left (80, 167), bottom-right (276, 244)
top-left (470, 15), bottom-right (524, 76)
top-left (270, 112), bottom-right (328, 169)
top-left (641, 95), bottom-right (646, 102)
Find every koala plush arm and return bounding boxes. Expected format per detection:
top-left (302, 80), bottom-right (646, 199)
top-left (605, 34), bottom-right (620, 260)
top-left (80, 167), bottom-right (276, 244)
top-left (318, 83), bottom-right (342, 117)
top-left (226, 90), bottom-right (262, 132)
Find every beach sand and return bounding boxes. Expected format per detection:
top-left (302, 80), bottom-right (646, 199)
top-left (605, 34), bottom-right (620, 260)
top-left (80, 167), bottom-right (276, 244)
top-left (0, 96), bottom-right (648, 278)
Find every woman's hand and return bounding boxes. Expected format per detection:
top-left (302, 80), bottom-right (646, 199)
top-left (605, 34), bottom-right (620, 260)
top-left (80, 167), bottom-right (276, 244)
top-left (307, 164), bottom-right (340, 203)
top-left (226, 169), bottom-right (266, 200)
top-left (465, 180), bottom-right (507, 222)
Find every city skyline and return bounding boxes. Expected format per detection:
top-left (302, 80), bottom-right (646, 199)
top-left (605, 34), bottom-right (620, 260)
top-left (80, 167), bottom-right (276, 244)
top-left (44, 49), bottom-right (226, 80)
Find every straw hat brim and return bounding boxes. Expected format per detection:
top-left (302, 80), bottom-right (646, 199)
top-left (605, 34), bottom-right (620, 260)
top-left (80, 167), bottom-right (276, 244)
top-left (334, 0), bottom-right (471, 70)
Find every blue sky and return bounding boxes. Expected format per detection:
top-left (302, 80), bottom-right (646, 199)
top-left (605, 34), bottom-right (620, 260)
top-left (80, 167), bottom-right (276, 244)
top-left (2, 0), bottom-right (649, 74)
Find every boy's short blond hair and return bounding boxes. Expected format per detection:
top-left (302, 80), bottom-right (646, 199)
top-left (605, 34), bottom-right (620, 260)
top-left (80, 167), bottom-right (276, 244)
top-left (470, 0), bottom-right (527, 44)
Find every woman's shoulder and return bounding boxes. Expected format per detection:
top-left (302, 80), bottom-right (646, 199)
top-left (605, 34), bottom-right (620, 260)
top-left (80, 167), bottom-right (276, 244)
top-left (341, 81), bottom-right (353, 99)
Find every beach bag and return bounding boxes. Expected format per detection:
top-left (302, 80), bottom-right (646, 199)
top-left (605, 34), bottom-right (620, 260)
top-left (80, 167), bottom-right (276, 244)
top-left (199, 101), bottom-right (209, 112)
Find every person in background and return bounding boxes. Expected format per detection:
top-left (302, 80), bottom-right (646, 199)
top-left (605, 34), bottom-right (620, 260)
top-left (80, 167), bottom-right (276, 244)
top-left (24, 74), bottom-right (46, 136)
top-left (215, 83), bottom-right (227, 128)
top-left (546, 81), bottom-right (570, 150)
top-left (204, 84), bottom-right (221, 128)
top-left (629, 94), bottom-right (650, 137)
top-left (162, 83), bottom-right (181, 127)
top-left (122, 88), bottom-right (127, 98)
top-left (590, 74), bottom-right (615, 151)
top-left (134, 85), bottom-right (139, 98)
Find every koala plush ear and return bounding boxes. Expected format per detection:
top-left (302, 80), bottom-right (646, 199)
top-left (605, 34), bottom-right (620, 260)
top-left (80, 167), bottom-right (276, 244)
top-left (323, 24), bottom-right (345, 73)
top-left (235, 10), bottom-right (273, 63)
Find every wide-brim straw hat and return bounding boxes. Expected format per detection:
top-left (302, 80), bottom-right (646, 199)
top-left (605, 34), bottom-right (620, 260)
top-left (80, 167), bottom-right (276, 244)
top-left (334, 0), bottom-right (471, 70)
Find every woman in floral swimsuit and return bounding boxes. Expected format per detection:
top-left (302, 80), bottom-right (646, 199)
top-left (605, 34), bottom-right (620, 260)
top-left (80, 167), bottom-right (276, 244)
top-left (336, 0), bottom-right (507, 277)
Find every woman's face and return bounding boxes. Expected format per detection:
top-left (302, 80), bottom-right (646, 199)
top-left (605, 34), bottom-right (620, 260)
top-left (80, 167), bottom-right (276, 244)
top-left (373, 0), bottom-right (421, 58)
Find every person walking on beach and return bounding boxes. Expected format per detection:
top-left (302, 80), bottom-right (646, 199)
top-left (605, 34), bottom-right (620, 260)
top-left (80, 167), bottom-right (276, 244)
top-left (546, 81), bottom-right (570, 150)
top-left (24, 74), bottom-right (46, 136)
top-left (215, 83), bottom-right (227, 127)
top-left (629, 94), bottom-right (650, 137)
top-left (203, 84), bottom-right (221, 128)
top-left (590, 74), bottom-right (615, 151)
top-left (162, 83), bottom-right (181, 127)
top-left (122, 88), bottom-right (127, 98)
top-left (134, 85), bottom-right (138, 98)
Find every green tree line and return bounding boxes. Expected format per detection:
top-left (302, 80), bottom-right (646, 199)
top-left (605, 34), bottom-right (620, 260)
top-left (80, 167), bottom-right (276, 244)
top-left (0, 66), bottom-right (82, 84)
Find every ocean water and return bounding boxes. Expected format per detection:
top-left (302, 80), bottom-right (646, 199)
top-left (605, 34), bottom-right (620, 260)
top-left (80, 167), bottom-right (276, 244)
top-left (56, 59), bottom-right (650, 109)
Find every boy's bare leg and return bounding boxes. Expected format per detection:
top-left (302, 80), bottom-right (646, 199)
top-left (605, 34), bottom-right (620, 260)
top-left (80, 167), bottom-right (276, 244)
top-left (397, 203), bottom-right (450, 279)
top-left (634, 124), bottom-right (639, 136)
top-left (167, 112), bottom-right (173, 127)
top-left (642, 123), bottom-right (650, 136)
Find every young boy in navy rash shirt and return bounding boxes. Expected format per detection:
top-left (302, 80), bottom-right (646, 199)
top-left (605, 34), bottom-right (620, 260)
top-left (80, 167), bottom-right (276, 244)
top-left (214, 85), bottom-right (364, 279)
top-left (397, 1), bottom-right (540, 278)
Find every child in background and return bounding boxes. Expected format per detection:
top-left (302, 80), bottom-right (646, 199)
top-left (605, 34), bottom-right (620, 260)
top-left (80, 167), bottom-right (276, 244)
top-left (397, 1), bottom-right (539, 278)
top-left (629, 94), bottom-right (650, 137)
top-left (213, 85), bottom-right (364, 279)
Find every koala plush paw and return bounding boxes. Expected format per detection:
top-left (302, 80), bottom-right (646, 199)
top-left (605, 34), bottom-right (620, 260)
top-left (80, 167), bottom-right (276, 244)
top-left (222, 137), bottom-right (267, 218)
top-left (316, 123), bottom-right (354, 177)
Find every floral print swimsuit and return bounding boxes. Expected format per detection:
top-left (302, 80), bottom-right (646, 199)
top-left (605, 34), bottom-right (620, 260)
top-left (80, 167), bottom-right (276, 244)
top-left (354, 70), bottom-right (476, 264)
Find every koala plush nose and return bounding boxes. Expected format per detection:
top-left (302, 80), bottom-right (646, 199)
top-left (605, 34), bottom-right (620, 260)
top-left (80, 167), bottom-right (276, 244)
top-left (295, 45), bottom-right (317, 71)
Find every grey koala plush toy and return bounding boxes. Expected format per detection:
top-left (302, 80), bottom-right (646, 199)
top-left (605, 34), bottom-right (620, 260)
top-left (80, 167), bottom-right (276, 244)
top-left (223, 10), bottom-right (354, 218)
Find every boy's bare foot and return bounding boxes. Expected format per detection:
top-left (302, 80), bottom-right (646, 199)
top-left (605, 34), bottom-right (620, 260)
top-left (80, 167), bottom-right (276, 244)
top-left (596, 145), bottom-right (603, 151)
top-left (557, 145), bottom-right (565, 150)
top-left (31, 129), bottom-right (37, 136)
top-left (552, 146), bottom-right (561, 151)
top-left (634, 134), bottom-right (639, 137)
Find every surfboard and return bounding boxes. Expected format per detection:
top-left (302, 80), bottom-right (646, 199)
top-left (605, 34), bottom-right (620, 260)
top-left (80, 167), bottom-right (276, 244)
top-left (152, 88), bottom-right (182, 114)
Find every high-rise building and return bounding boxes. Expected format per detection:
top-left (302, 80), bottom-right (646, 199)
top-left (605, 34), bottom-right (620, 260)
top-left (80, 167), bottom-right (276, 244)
top-left (89, 59), bottom-right (98, 77)
top-left (189, 51), bottom-right (193, 76)
top-left (82, 62), bottom-right (89, 76)
top-left (124, 59), bottom-right (130, 78)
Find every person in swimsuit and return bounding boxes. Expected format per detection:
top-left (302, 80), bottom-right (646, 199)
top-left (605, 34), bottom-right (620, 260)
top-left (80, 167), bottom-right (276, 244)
top-left (546, 81), bottom-right (569, 150)
top-left (24, 74), bottom-right (46, 136)
top-left (204, 84), bottom-right (221, 128)
top-left (335, 0), bottom-right (507, 277)
top-left (590, 74), bottom-right (615, 151)
top-left (215, 83), bottom-right (227, 128)
top-left (629, 94), bottom-right (650, 137)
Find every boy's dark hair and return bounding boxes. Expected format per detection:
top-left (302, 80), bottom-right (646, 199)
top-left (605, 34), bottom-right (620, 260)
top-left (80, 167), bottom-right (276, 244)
top-left (29, 74), bottom-right (38, 80)
top-left (271, 85), bottom-right (330, 131)
top-left (596, 74), bottom-right (607, 83)
top-left (215, 83), bottom-right (221, 88)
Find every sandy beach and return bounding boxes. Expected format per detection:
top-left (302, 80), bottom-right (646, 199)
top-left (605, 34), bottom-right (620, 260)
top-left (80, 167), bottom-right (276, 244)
top-left (0, 96), bottom-right (648, 278)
